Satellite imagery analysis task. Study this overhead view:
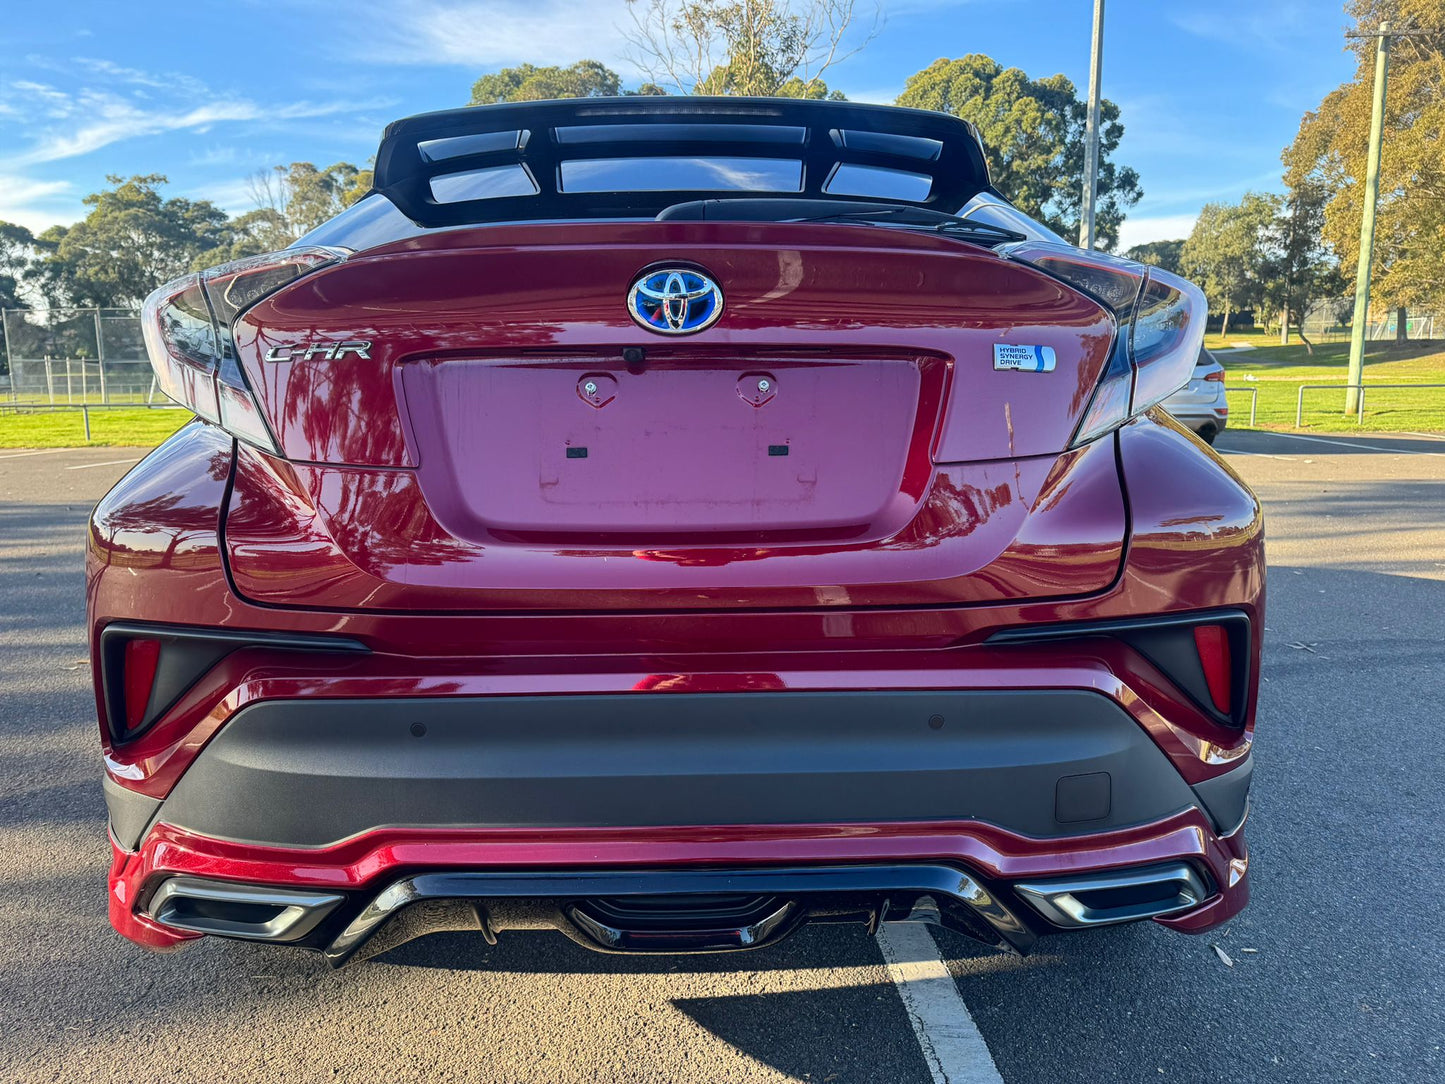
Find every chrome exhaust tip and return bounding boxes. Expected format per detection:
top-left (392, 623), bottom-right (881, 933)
top-left (146, 876), bottom-right (344, 943)
top-left (1012, 862), bottom-right (1210, 928)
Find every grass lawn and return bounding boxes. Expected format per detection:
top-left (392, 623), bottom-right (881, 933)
top-left (1207, 333), bottom-right (1445, 434)
top-left (0, 407), bottom-right (190, 448)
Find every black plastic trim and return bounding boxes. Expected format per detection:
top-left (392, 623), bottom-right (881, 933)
top-left (102, 774), bottom-right (163, 851)
top-left (1191, 754), bottom-right (1253, 835)
top-left (98, 622), bottom-right (369, 745)
top-left (156, 689), bottom-right (1200, 847)
top-left (986, 609), bottom-right (1253, 728)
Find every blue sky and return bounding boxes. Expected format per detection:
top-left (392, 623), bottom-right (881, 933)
top-left (0, 0), bottom-right (1357, 250)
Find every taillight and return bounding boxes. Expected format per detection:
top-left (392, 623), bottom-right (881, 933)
top-left (1204, 369), bottom-right (1225, 383)
top-left (988, 611), bottom-right (1250, 728)
top-left (121, 638), bottom-right (162, 733)
top-left (140, 247), bottom-right (347, 453)
top-left (1192, 624), bottom-right (1233, 714)
top-left (99, 623), bottom-right (368, 746)
top-left (1004, 243), bottom-right (1206, 447)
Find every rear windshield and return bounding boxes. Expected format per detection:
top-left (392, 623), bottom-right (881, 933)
top-left (560, 156), bottom-right (803, 194)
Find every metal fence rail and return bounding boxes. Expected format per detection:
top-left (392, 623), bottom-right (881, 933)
top-left (1296, 383), bottom-right (1445, 426)
top-left (1224, 385), bottom-right (1258, 427)
top-left (0, 401), bottom-right (185, 442)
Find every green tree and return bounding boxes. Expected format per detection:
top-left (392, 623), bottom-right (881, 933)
top-left (624, 0), bottom-right (872, 97)
top-left (201, 160), bottom-right (374, 266)
top-left (470, 60), bottom-right (623, 104)
top-left (1284, 0), bottom-right (1445, 326)
top-left (189, 208), bottom-right (292, 270)
top-left (0, 222), bottom-right (37, 310)
top-left (34, 175), bottom-right (230, 307)
top-left (1260, 176), bottom-right (1343, 351)
top-left (1124, 239), bottom-right (1185, 275)
top-left (896, 55), bottom-right (1141, 250)
top-left (1181, 193), bottom-right (1278, 339)
top-left (0, 221), bottom-right (40, 374)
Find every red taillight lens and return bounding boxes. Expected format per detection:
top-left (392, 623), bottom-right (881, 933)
top-left (1192, 624), bottom-right (1232, 714)
top-left (1204, 369), bottom-right (1225, 383)
top-left (140, 247), bottom-right (346, 453)
top-left (122, 638), bottom-right (162, 733)
top-left (1002, 243), bottom-right (1145, 315)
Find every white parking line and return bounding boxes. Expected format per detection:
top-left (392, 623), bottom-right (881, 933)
top-left (1218, 446), bottom-right (1296, 460)
top-left (64, 457), bottom-right (140, 470)
top-left (1258, 431), bottom-right (1445, 456)
top-left (0, 448), bottom-right (77, 460)
top-left (876, 923), bottom-right (1004, 1084)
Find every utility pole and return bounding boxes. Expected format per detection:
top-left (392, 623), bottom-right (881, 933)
top-left (1078, 0), bottom-right (1105, 250)
top-left (1345, 21), bottom-right (1390, 416)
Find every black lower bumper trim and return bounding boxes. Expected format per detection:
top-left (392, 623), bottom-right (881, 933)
top-left (158, 690), bottom-right (1202, 847)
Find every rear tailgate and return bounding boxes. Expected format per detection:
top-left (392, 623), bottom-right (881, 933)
top-left (224, 221), bottom-right (1125, 612)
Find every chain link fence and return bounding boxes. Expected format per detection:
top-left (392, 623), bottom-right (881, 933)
top-left (2, 308), bottom-right (155, 403)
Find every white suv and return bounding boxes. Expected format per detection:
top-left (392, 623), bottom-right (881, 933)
top-left (1163, 348), bottom-right (1229, 443)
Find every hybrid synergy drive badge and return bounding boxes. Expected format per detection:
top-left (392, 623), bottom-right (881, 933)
top-left (993, 344), bottom-right (1057, 373)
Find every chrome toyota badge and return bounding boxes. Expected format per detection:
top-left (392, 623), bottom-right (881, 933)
top-left (627, 268), bottom-right (723, 334)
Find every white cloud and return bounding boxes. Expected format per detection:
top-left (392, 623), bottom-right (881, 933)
top-left (1115, 213), bottom-right (1198, 252)
top-left (70, 57), bottom-right (211, 97)
top-left (0, 175), bottom-right (79, 232)
top-left (184, 177), bottom-right (262, 215)
top-left (0, 55), bottom-right (394, 229)
top-left (4, 81), bottom-right (392, 167)
top-left (341, 0), bottom-right (631, 68)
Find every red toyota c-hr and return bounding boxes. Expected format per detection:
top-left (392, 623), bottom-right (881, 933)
top-left (92, 98), bottom-right (1259, 965)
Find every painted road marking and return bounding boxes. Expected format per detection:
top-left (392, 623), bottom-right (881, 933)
top-left (1219, 447), bottom-right (1296, 461)
top-left (0, 448), bottom-right (78, 460)
top-left (876, 923), bottom-right (1004, 1084)
top-left (64, 458), bottom-right (140, 470)
top-left (1256, 431), bottom-right (1445, 456)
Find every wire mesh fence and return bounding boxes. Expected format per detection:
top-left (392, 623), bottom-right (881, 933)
top-left (2, 308), bottom-right (154, 403)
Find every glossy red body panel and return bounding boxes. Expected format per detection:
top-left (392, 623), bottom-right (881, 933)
top-left (223, 431), bottom-right (1126, 611)
top-left (233, 222), bottom-right (1114, 469)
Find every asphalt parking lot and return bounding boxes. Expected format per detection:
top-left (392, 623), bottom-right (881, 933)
top-left (1, 429), bottom-right (1442, 1083)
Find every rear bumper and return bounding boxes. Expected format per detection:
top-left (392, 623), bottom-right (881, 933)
top-left (105, 686), bottom-right (1253, 960)
top-left (1166, 403), bottom-right (1229, 431)
top-left (109, 810), bottom-right (1250, 963)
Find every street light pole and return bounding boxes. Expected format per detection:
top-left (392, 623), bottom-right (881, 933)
top-left (1078, 0), bottom-right (1105, 250)
top-left (1345, 21), bottom-right (1390, 416)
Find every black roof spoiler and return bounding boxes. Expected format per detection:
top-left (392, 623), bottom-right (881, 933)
top-left (372, 96), bottom-right (991, 228)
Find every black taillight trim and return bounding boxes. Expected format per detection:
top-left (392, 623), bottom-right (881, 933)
top-left (99, 623), bottom-right (369, 745)
top-left (986, 610), bottom-right (1252, 728)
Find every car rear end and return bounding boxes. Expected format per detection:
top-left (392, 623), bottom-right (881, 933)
top-left (91, 99), bottom-right (1258, 965)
